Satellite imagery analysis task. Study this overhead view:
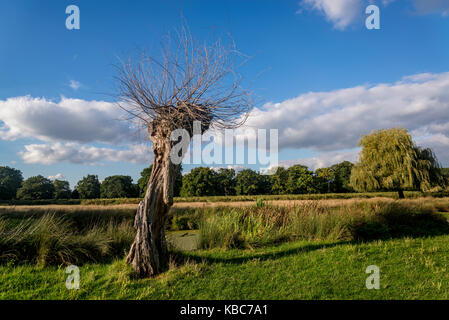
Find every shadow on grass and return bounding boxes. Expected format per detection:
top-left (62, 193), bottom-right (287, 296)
top-left (169, 241), bottom-right (352, 266)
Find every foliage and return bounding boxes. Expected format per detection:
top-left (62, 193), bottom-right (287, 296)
top-left (285, 165), bottom-right (318, 194)
top-left (100, 175), bottom-right (137, 199)
top-left (53, 180), bottom-right (71, 199)
top-left (235, 169), bottom-right (269, 195)
top-left (0, 166), bottom-right (23, 200)
top-left (180, 167), bottom-right (218, 197)
top-left (350, 128), bottom-right (445, 197)
top-left (215, 168), bottom-right (236, 196)
top-left (76, 175), bottom-right (101, 199)
top-left (16, 175), bottom-right (55, 200)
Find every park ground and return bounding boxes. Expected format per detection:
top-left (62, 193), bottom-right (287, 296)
top-left (2, 194), bottom-right (449, 299)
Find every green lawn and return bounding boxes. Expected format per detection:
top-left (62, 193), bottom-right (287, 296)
top-left (2, 234), bottom-right (449, 300)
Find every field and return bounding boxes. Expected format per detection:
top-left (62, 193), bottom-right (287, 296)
top-left (2, 194), bottom-right (449, 299)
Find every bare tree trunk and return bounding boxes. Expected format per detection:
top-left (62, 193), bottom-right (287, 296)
top-left (397, 189), bottom-right (405, 199)
top-left (127, 126), bottom-right (178, 278)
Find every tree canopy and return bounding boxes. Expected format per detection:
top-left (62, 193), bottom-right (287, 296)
top-left (101, 175), bottom-right (138, 199)
top-left (17, 175), bottom-right (55, 200)
top-left (350, 128), bottom-right (445, 198)
top-left (76, 175), bottom-right (101, 199)
top-left (180, 167), bottom-right (217, 197)
top-left (0, 166), bottom-right (23, 200)
top-left (53, 180), bottom-right (71, 199)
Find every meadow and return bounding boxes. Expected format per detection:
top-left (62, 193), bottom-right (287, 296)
top-left (2, 195), bottom-right (449, 299)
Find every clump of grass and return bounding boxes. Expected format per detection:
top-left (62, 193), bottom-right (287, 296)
top-left (0, 213), bottom-right (135, 266)
top-left (199, 200), bottom-right (449, 249)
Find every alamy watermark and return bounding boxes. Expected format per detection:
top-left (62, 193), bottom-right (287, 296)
top-left (65, 265), bottom-right (80, 290)
top-left (365, 265), bottom-right (380, 290)
top-left (169, 121), bottom-right (279, 173)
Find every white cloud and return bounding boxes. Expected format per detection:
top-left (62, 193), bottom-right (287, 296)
top-left (48, 173), bottom-right (66, 181)
top-left (299, 0), bottom-right (363, 30)
top-left (19, 143), bottom-right (153, 165)
top-left (69, 80), bottom-right (81, 91)
top-left (242, 71), bottom-right (449, 164)
top-left (268, 149), bottom-right (359, 171)
top-left (0, 96), bottom-right (137, 144)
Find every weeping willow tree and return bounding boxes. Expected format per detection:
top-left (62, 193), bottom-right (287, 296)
top-left (115, 25), bottom-right (251, 278)
top-left (350, 128), bottom-right (445, 199)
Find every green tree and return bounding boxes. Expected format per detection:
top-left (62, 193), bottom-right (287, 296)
top-left (350, 128), bottom-right (445, 199)
top-left (138, 165), bottom-right (182, 197)
top-left (76, 175), bottom-right (101, 199)
top-left (180, 167), bottom-right (217, 197)
top-left (235, 169), bottom-right (264, 195)
top-left (285, 165), bottom-right (317, 194)
top-left (215, 168), bottom-right (236, 196)
top-left (53, 180), bottom-right (71, 199)
top-left (330, 161), bottom-right (354, 193)
top-left (17, 175), bottom-right (55, 200)
top-left (101, 175), bottom-right (137, 198)
top-left (271, 167), bottom-right (288, 195)
top-left (315, 167), bottom-right (335, 193)
top-left (0, 166), bottom-right (23, 200)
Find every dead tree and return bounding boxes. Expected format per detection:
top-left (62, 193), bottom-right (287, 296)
top-left (115, 26), bottom-right (251, 278)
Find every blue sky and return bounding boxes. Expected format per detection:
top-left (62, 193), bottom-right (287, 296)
top-left (1, 0), bottom-right (449, 187)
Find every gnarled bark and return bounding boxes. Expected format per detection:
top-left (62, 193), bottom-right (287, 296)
top-left (126, 124), bottom-right (178, 278)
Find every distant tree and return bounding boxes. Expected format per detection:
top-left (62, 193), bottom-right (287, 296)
top-left (71, 188), bottom-right (80, 199)
top-left (330, 161), bottom-right (354, 193)
top-left (180, 167), bottom-right (217, 197)
top-left (17, 175), bottom-right (55, 200)
top-left (53, 180), bottom-right (71, 199)
top-left (138, 165), bottom-right (153, 197)
top-left (215, 168), bottom-right (236, 196)
top-left (271, 167), bottom-right (288, 195)
top-left (235, 169), bottom-right (264, 195)
top-left (0, 166), bottom-right (23, 200)
top-left (350, 128), bottom-right (445, 199)
top-left (101, 175), bottom-right (137, 198)
top-left (138, 165), bottom-right (182, 197)
top-left (315, 167), bottom-right (335, 193)
top-left (76, 175), bottom-right (101, 199)
top-left (285, 165), bottom-right (317, 194)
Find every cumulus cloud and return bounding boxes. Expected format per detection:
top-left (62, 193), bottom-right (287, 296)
top-left (0, 96), bottom-right (136, 144)
top-left (299, 0), bottom-right (364, 29)
top-left (268, 149), bottom-right (360, 171)
top-left (19, 143), bottom-right (153, 165)
top-left (48, 173), bottom-right (66, 181)
top-left (242, 72), bottom-right (449, 162)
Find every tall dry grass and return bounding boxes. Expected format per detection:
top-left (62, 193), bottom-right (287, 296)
top-left (199, 199), bottom-right (449, 249)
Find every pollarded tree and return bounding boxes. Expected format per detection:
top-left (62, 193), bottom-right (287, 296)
top-left (350, 128), bottom-right (445, 199)
top-left (116, 25), bottom-right (251, 277)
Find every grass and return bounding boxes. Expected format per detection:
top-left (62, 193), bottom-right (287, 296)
top-left (2, 235), bottom-right (449, 299)
top-left (2, 197), bottom-right (449, 299)
top-left (3, 190), bottom-right (449, 206)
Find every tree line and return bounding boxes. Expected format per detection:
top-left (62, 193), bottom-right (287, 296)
top-left (1, 128), bottom-right (447, 201)
top-left (0, 161), bottom-right (354, 201)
